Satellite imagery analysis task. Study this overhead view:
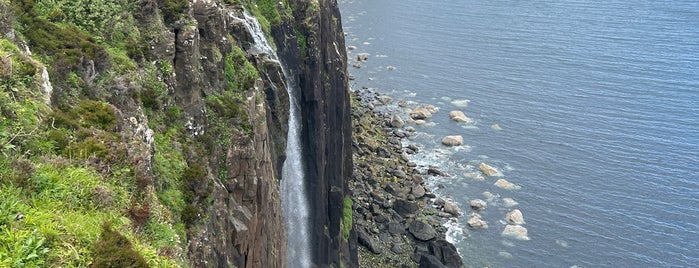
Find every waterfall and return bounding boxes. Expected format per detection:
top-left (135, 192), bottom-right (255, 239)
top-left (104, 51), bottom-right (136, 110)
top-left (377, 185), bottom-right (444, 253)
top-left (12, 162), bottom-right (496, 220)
top-left (232, 10), bottom-right (311, 268)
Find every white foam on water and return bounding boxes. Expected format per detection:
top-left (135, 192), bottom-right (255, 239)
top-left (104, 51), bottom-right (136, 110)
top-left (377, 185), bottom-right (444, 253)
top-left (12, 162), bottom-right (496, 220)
top-left (451, 99), bottom-right (471, 107)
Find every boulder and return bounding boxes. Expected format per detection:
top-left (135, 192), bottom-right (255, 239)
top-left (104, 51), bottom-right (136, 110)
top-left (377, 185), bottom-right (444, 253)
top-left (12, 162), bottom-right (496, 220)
top-left (390, 115), bottom-right (404, 128)
top-left (411, 185), bottom-right (426, 198)
top-left (378, 95), bottom-right (393, 105)
top-left (352, 61), bottom-right (361, 68)
top-left (387, 65), bottom-right (396, 70)
top-left (410, 107), bottom-right (433, 120)
top-left (394, 199), bottom-right (419, 217)
top-left (422, 105), bottom-right (439, 113)
top-left (494, 179), bottom-right (521, 190)
top-left (398, 100), bottom-right (409, 107)
top-left (409, 220), bottom-right (437, 241)
top-left (467, 214), bottom-right (488, 229)
top-left (491, 124), bottom-right (502, 130)
top-left (347, 45), bottom-right (357, 50)
top-left (469, 199), bottom-right (487, 211)
top-left (357, 53), bottom-right (370, 61)
top-left (387, 222), bottom-right (405, 234)
top-left (479, 163), bottom-right (502, 177)
top-left (443, 201), bottom-right (462, 216)
top-left (427, 167), bottom-right (447, 177)
top-left (448, 111), bottom-right (471, 123)
top-left (357, 229), bottom-right (383, 254)
top-left (441, 135), bottom-right (463, 146)
top-left (502, 225), bottom-right (529, 240)
top-left (429, 239), bottom-right (465, 268)
top-left (419, 254), bottom-right (447, 268)
top-left (506, 209), bottom-right (525, 225)
top-left (415, 119), bottom-right (427, 125)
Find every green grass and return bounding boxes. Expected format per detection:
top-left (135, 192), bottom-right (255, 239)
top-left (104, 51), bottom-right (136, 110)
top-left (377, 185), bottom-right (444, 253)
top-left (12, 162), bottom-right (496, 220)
top-left (341, 196), bottom-right (353, 241)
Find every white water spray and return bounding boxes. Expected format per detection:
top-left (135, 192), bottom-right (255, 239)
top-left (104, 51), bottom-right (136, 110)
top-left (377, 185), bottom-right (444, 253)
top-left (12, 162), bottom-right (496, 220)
top-left (232, 10), bottom-right (310, 268)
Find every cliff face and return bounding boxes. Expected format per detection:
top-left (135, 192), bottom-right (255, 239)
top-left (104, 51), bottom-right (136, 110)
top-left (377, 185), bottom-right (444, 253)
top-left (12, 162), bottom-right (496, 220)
top-left (274, 0), bottom-right (356, 266)
top-left (2, 0), bottom-right (354, 266)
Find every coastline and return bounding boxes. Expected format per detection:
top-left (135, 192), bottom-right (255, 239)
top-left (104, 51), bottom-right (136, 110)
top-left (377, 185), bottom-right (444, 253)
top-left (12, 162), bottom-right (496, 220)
top-left (349, 88), bottom-right (465, 267)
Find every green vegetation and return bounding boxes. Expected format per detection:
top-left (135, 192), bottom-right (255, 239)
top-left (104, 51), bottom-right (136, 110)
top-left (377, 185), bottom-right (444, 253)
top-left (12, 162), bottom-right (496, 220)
top-left (157, 0), bottom-right (189, 24)
top-left (91, 223), bottom-right (148, 268)
top-left (341, 196), bottom-right (353, 241)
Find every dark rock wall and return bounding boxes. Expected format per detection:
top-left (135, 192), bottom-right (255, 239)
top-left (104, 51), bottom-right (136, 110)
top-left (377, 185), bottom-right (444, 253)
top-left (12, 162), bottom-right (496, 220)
top-left (275, 0), bottom-right (356, 266)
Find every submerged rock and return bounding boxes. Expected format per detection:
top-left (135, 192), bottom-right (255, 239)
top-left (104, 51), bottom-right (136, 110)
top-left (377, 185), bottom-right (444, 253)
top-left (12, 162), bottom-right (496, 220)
top-left (479, 163), bottom-right (502, 177)
top-left (494, 179), bottom-right (521, 190)
top-left (502, 225), bottom-right (529, 240)
top-left (506, 209), bottom-right (525, 225)
top-left (502, 198), bottom-right (519, 207)
top-left (441, 135), bottom-right (463, 146)
top-left (448, 111), bottom-right (471, 123)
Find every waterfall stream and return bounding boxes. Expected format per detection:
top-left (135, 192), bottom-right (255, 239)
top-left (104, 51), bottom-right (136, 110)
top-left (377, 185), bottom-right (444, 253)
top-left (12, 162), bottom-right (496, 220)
top-left (232, 10), bottom-right (310, 268)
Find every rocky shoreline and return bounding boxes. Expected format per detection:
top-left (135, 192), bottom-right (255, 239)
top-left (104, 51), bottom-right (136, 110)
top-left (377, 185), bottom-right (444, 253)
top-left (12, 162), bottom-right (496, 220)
top-left (350, 89), bottom-right (465, 268)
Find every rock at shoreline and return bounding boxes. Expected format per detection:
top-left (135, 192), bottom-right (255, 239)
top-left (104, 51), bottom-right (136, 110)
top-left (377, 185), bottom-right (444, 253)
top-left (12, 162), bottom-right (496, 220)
top-left (419, 254), bottom-right (447, 268)
top-left (448, 111), bottom-right (471, 123)
top-left (390, 115), bottom-right (404, 128)
top-left (411, 185), bottom-right (426, 198)
top-left (414, 119), bottom-right (427, 125)
top-left (410, 107), bottom-right (433, 120)
top-left (479, 163), bottom-right (502, 177)
top-left (441, 135), bottom-right (463, 146)
top-left (347, 45), bottom-right (357, 50)
top-left (443, 201), bottom-right (462, 216)
top-left (409, 220), bottom-right (437, 241)
top-left (491, 124), bottom-right (502, 130)
top-left (469, 199), bottom-right (487, 211)
top-left (502, 225), bottom-right (529, 240)
top-left (394, 199), bottom-right (419, 216)
top-left (387, 65), bottom-right (396, 70)
top-left (494, 179), bottom-right (521, 190)
top-left (398, 100), bottom-right (409, 107)
top-left (352, 61), bottom-right (361, 68)
top-left (422, 105), bottom-right (439, 113)
top-left (429, 239), bottom-right (465, 268)
top-left (506, 209), bottom-right (525, 225)
top-left (502, 198), bottom-right (519, 207)
top-left (467, 214), bottom-right (488, 229)
top-left (427, 167), bottom-right (448, 177)
top-left (378, 95), bottom-right (393, 105)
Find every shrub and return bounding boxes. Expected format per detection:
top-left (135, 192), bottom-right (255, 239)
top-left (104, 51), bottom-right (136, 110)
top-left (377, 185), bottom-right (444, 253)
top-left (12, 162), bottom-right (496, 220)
top-left (91, 222), bottom-right (148, 268)
top-left (157, 0), bottom-right (189, 24)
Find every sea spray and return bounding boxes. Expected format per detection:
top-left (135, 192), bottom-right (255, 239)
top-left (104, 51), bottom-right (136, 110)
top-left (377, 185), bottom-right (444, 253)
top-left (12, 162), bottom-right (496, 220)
top-left (232, 10), bottom-right (310, 267)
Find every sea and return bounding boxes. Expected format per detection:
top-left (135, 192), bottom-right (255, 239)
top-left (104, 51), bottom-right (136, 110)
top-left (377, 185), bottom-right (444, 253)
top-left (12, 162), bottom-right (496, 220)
top-left (338, 0), bottom-right (699, 267)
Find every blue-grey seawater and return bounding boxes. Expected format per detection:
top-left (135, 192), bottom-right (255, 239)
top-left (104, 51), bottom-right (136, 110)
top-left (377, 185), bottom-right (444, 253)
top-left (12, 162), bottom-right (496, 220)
top-left (340, 0), bottom-right (699, 267)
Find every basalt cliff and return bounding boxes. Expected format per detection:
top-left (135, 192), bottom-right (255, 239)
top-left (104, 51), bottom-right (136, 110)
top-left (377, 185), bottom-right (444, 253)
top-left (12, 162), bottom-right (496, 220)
top-left (0, 0), bottom-right (353, 267)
